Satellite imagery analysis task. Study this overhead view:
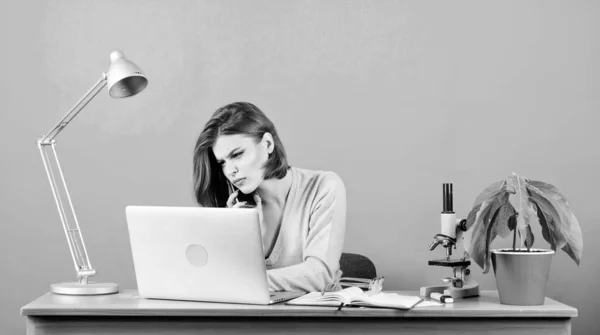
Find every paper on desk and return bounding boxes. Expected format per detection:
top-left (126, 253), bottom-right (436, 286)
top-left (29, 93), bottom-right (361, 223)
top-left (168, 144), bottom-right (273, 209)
top-left (413, 300), bottom-right (444, 307)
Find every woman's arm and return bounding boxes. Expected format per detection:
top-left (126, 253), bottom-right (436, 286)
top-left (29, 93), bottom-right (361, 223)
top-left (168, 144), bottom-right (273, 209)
top-left (267, 173), bottom-right (347, 292)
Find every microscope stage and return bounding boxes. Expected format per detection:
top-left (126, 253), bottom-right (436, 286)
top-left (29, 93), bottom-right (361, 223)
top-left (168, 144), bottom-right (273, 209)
top-left (428, 259), bottom-right (471, 267)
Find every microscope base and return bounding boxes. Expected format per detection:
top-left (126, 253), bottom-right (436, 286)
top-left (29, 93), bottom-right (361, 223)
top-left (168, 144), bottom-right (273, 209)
top-left (420, 282), bottom-right (480, 299)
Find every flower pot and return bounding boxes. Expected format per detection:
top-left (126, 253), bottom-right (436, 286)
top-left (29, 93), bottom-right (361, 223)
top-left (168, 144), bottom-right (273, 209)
top-left (491, 248), bottom-right (554, 305)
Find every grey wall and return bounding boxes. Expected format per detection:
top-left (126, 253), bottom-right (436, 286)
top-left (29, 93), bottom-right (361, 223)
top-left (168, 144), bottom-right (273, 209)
top-left (2, 0), bottom-right (598, 334)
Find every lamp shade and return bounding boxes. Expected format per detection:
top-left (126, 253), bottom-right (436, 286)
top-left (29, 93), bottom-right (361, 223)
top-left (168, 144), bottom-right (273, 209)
top-left (106, 50), bottom-right (148, 98)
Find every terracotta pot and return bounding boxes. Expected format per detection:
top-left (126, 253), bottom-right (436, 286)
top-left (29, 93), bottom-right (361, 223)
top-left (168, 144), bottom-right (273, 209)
top-left (491, 248), bottom-right (554, 305)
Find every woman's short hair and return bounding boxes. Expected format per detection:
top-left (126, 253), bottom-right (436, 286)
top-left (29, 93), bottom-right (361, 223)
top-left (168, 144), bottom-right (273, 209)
top-left (193, 102), bottom-right (290, 207)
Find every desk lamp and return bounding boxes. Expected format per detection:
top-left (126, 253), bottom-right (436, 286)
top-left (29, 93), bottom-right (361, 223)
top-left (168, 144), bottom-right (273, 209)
top-left (37, 50), bottom-right (148, 295)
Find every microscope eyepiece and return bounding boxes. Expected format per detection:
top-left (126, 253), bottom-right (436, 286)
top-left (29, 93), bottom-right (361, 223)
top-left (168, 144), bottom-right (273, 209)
top-left (442, 183), bottom-right (453, 213)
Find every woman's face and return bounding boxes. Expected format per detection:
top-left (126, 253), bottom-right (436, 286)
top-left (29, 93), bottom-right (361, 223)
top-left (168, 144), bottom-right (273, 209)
top-left (212, 133), bottom-right (272, 194)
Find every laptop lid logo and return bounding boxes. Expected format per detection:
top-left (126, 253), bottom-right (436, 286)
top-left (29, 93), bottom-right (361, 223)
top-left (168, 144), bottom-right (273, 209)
top-left (185, 244), bottom-right (208, 267)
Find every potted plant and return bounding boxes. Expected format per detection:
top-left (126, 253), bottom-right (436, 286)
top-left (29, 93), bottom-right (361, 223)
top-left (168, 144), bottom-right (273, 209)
top-left (464, 173), bottom-right (583, 305)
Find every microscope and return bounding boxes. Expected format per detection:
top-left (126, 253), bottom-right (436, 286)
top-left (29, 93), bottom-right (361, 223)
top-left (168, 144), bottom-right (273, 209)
top-left (420, 183), bottom-right (480, 299)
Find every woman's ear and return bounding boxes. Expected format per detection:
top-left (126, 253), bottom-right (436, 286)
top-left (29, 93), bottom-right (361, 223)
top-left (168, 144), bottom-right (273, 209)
top-left (262, 132), bottom-right (274, 154)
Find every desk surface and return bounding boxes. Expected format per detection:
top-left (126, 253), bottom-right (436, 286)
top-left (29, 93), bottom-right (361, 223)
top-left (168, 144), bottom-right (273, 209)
top-left (21, 289), bottom-right (578, 318)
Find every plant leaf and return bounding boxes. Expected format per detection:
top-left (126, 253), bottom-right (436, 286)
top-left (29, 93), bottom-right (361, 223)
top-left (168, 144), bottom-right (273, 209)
top-left (519, 199), bottom-right (539, 248)
top-left (509, 212), bottom-right (518, 250)
top-left (531, 201), bottom-right (556, 250)
top-left (508, 212), bottom-right (517, 231)
top-left (525, 180), bottom-right (583, 265)
top-left (526, 188), bottom-right (566, 248)
top-left (511, 174), bottom-right (539, 248)
top-left (523, 224), bottom-right (534, 250)
top-left (467, 200), bottom-right (493, 271)
top-left (473, 180), bottom-right (507, 206)
top-left (465, 180), bottom-right (513, 231)
top-left (466, 188), bottom-right (516, 273)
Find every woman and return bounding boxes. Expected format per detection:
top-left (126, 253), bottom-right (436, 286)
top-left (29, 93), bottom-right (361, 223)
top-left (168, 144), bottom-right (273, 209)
top-left (192, 102), bottom-right (347, 292)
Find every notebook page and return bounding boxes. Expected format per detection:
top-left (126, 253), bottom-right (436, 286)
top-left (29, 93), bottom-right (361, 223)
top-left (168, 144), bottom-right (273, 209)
top-left (287, 287), bottom-right (363, 306)
top-left (351, 292), bottom-right (423, 309)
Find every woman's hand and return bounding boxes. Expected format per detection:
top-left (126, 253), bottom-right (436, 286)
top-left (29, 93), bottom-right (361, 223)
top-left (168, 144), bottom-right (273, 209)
top-left (226, 190), bottom-right (263, 225)
top-left (226, 190), bottom-right (247, 208)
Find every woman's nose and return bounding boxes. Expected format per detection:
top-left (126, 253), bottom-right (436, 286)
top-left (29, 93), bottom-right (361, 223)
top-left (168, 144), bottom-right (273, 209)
top-left (225, 163), bottom-right (238, 177)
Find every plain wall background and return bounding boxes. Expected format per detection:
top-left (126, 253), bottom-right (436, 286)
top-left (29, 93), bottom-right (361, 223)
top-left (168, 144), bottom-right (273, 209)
top-left (2, 0), bottom-right (598, 333)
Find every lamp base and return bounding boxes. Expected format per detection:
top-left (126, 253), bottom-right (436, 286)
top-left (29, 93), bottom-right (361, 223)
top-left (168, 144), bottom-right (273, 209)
top-left (51, 282), bottom-right (119, 295)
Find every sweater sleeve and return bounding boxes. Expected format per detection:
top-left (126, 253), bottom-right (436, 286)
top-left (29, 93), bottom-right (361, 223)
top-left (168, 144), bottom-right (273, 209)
top-left (266, 172), bottom-right (347, 292)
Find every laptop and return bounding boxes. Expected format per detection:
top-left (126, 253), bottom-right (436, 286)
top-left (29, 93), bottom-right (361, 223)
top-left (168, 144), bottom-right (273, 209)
top-left (125, 206), bottom-right (305, 305)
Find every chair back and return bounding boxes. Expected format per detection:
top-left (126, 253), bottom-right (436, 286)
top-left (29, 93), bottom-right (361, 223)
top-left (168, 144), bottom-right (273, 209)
top-left (339, 252), bottom-right (377, 279)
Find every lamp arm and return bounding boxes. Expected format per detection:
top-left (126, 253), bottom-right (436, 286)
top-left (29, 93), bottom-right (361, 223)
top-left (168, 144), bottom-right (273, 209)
top-left (37, 73), bottom-right (108, 284)
top-left (40, 73), bottom-right (107, 144)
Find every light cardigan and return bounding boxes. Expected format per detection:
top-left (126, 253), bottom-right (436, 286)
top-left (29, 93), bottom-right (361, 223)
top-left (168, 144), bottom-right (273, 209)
top-left (265, 166), bottom-right (347, 292)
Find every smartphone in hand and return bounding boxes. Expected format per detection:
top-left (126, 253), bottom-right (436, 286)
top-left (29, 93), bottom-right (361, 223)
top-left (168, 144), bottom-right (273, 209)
top-left (228, 180), bottom-right (256, 207)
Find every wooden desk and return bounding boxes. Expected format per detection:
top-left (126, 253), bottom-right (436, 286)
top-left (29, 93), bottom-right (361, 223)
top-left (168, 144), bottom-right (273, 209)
top-left (21, 289), bottom-right (577, 335)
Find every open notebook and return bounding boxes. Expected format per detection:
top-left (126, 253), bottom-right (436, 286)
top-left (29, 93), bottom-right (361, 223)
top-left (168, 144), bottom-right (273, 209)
top-left (286, 287), bottom-right (423, 310)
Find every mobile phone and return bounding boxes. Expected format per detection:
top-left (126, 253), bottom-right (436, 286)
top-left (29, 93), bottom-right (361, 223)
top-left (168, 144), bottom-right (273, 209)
top-left (227, 180), bottom-right (256, 207)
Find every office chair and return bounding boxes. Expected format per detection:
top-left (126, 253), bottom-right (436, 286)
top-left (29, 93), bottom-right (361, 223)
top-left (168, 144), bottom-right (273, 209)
top-left (339, 252), bottom-right (377, 279)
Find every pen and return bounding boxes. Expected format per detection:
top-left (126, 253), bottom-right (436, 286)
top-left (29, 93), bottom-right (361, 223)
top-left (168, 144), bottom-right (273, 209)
top-left (337, 303), bottom-right (344, 311)
top-left (321, 281), bottom-right (335, 296)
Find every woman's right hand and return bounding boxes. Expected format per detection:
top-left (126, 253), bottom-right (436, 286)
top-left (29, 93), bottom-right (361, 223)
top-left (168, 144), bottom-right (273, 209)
top-left (226, 190), bottom-right (248, 208)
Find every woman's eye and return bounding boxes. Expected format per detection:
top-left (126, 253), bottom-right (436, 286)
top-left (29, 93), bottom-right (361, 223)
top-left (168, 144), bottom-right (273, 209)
top-left (232, 151), bottom-right (243, 159)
